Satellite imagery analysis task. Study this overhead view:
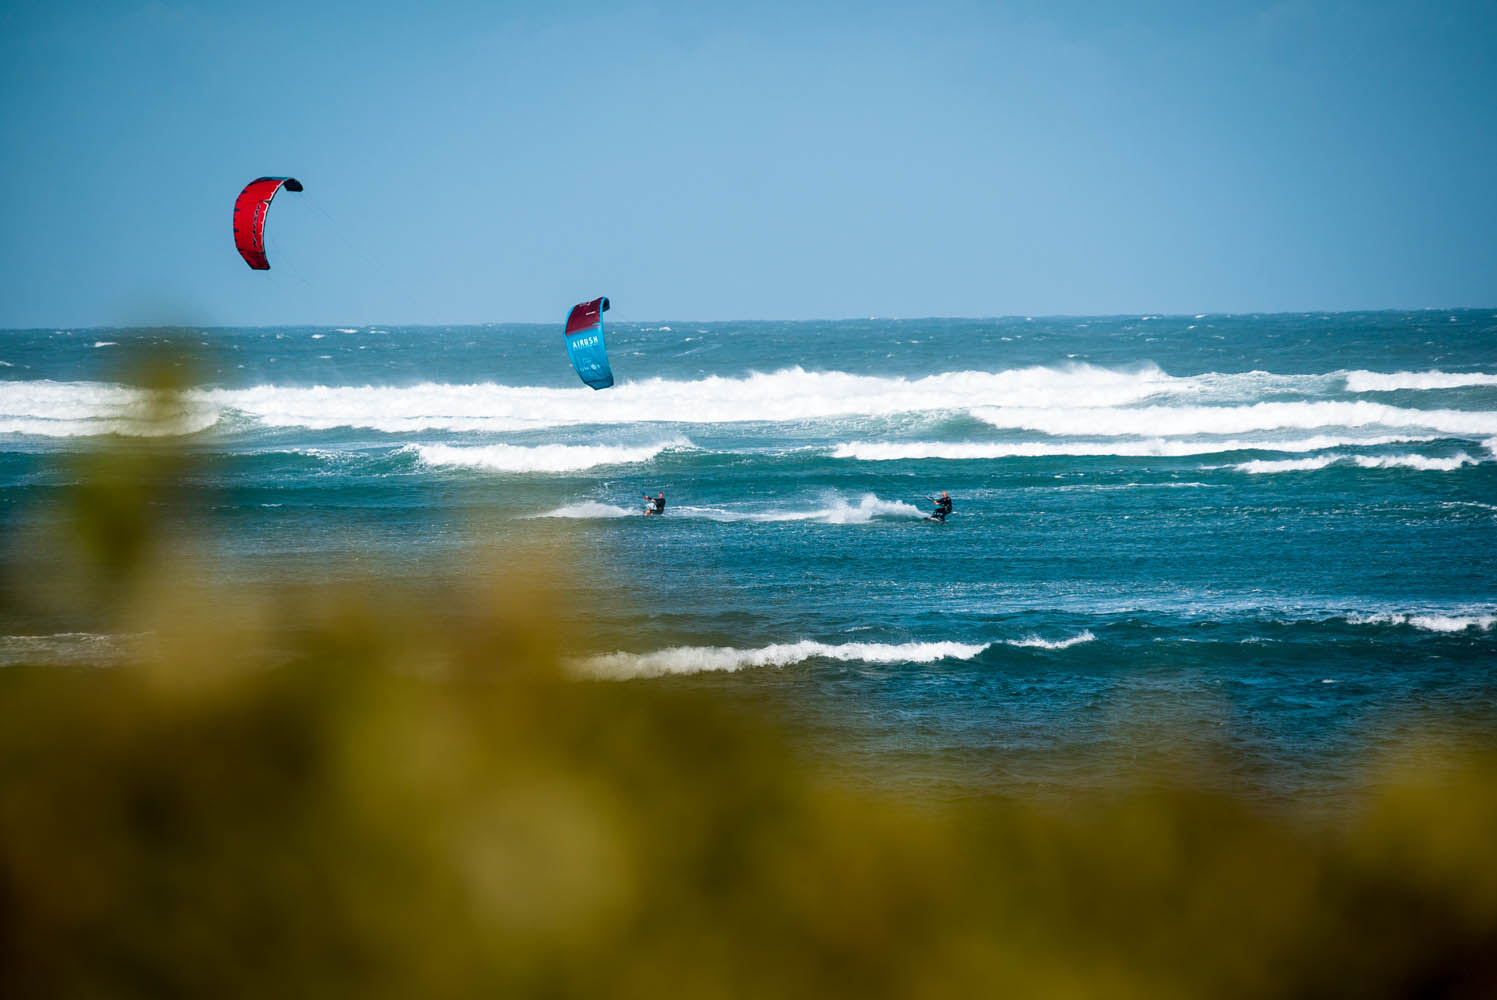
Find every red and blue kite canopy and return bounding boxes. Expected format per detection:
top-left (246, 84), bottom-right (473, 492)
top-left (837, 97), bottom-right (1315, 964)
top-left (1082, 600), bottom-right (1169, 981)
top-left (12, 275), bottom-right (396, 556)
top-left (563, 297), bottom-right (614, 389)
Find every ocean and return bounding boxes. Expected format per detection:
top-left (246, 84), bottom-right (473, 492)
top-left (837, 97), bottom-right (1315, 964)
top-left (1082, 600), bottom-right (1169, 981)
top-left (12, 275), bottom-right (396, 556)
top-left (3, 311), bottom-right (1495, 799)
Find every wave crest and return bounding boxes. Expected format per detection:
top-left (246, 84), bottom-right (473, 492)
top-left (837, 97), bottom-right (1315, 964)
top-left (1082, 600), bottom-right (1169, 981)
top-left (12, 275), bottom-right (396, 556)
top-left (833, 435), bottom-right (1441, 461)
top-left (971, 401), bottom-right (1497, 439)
top-left (574, 640), bottom-right (993, 679)
top-left (408, 437), bottom-right (691, 473)
top-left (1346, 612), bottom-right (1495, 633)
top-left (0, 364), bottom-right (1177, 436)
top-left (1344, 370), bottom-right (1497, 392)
top-left (1236, 452), bottom-right (1480, 474)
top-left (1004, 631), bottom-right (1097, 650)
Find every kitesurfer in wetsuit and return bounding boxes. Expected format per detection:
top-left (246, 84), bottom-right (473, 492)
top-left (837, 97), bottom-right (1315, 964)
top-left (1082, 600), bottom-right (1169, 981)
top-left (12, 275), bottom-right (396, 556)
top-left (643, 491), bottom-right (666, 516)
top-left (928, 491), bottom-right (953, 522)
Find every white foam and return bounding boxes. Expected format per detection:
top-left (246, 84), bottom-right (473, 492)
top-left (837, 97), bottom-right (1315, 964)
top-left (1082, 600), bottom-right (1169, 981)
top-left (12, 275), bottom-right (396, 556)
top-left (692, 494), bottom-right (924, 524)
top-left (1004, 630), bottom-right (1096, 650)
top-left (7, 365), bottom-right (1494, 439)
top-left (970, 400), bottom-right (1497, 438)
top-left (1235, 452), bottom-right (1479, 474)
top-left (532, 493), bottom-right (923, 523)
top-left (92, 341), bottom-right (117, 348)
top-left (1344, 370), bottom-right (1497, 392)
top-left (0, 365), bottom-right (1179, 436)
top-left (1441, 500), bottom-right (1497, 514)
top-left (832, 434), bottom-right (1435, 461)
top-left (575, 640), bottom-right (992, 679)
top-left (1236, 455), bottom-right (1341, 473)
top-left (408, 437), bottom-right (691, 473)
top-left (1347, 612), bottom-right (1495, 633)
top-left (531, 502), bottom-right (640, 519)
top-left (0, 380), bottom-right (220, 437)
top-left (1351, 452), bottom-right (1477, 471)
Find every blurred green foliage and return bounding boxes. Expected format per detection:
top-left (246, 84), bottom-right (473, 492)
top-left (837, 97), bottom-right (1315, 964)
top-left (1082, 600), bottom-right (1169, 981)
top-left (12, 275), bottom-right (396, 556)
top-left (2, 373), bottom-right (1496, 998)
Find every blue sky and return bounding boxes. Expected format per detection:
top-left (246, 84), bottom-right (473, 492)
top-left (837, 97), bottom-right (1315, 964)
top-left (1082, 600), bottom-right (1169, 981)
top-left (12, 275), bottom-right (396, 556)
top-left (2, 0), bottom-right (1494, 326)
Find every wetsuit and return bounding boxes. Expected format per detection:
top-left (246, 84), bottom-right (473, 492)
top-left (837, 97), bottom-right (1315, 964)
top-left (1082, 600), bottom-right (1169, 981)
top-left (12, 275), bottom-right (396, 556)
top-left (932, 496), bottom-right (953, 522)
top-left (645, 494), bottom-right (666, 515)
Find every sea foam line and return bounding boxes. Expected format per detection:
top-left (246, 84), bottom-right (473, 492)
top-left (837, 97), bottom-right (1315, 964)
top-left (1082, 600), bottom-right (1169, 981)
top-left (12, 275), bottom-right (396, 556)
top-left (0, 364), bottom-right (1193, 436)
top-left (1235, 452), bottom-right (1480, 474)
top-left (574, 640), bottom-right (994, 679)
top-left (532, 493), bottom-right (924, 523)
top-left (1345, 612), bottom-right (1496, 633)
top-left (1004, 630), bottom-right (1097, 650)
top-left (970, 401), bottom-right (1497, 439)
top-left (407, 437), bottom-right (692, 473)
top-left (529, 502), bottom-right (641, 519)
top-left (194, 364), bottom-right (1180, 431)
top-left (831, 435), bottom-right (1441, 461)
top-left (8, 366), bottom-right (1495, 438)
top-left (0, 380), bottom-right (223, 437)
top-left (1344, 370), bottom-right (1497, 392)
top-left (676, 494), bottom-right (924, 524)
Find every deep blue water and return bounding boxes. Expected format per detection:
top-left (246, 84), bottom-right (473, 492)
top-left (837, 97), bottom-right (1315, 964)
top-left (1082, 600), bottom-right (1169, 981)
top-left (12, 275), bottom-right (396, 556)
top-left (3, 311), bottom-right (1495, 798)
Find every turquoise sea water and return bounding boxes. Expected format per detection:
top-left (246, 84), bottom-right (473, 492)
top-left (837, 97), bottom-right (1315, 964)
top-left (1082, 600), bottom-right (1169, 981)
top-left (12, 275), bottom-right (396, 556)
top-left (3, 311), bottom-right (1495, 797)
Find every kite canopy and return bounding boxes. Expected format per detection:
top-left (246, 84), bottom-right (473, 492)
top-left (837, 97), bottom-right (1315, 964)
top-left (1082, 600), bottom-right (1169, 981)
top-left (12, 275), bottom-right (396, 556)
top-left (233, 177), bottom-right (303, 270)
top-left (563, 296), bottom-right (614, 390)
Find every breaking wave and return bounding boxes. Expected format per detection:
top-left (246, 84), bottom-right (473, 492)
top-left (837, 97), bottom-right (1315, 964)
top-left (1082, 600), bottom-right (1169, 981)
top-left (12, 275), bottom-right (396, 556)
top-left (1345, 612), bottom-right (1496, 633)
top-left (832, 435), bottom-right (1442, 461)
top-left (970, 401), bottom-right (1497, 439)
top-left (181, 364), bottom-right (1179, 432)
top-left (0, 380), bottom-right (221, 437)
top-left (1236, 452), bottom-right (1481, 474)
top-left (574, 640), bottom-right (994, 679)
top-left (1344, 370), bottom-right (1497, 392)
top-left (7, 367), bottom-right (1494, 445)
top-left (1004, 631), bottom-right (1097, 650)
top-left (408, 437), bottom-right (692, 473)
top-left (0, 364), bottom-right (1291, 437)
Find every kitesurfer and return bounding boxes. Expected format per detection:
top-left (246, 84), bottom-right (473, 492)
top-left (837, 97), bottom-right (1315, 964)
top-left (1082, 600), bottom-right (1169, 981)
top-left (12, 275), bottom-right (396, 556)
top-left (643, 491), bottom-right (666, 516)
top-left (927, 491), bottom-right (953, 522)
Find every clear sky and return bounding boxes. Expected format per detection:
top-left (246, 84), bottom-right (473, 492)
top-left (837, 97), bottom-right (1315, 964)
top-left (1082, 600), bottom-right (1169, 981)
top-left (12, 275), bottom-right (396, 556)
top-left (2, 0), bottom-right (1494, 327)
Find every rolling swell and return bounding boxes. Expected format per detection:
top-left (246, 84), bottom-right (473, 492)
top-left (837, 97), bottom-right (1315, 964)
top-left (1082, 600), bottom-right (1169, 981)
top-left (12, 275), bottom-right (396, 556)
top-left (4, 314), bottom-right (1496, 797)
top-left (6, 364), bottom-right (1493, 476)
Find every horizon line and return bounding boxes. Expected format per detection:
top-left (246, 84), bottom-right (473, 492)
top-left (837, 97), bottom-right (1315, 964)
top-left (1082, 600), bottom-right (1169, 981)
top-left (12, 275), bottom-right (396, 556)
top-left (5, 305), bottom-right (1496, 333)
